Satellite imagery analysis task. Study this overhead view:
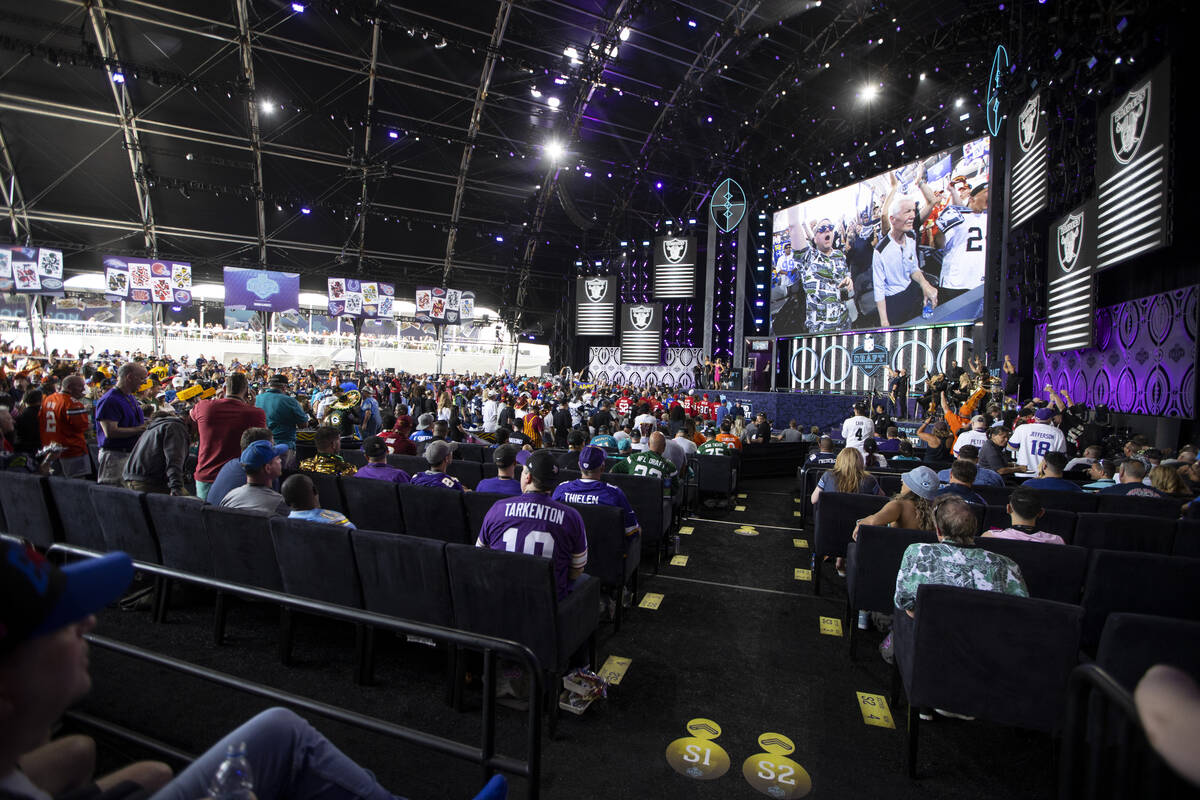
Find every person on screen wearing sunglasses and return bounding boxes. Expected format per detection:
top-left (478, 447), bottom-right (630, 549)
top-left (796, 217), bottom-right (854, 332)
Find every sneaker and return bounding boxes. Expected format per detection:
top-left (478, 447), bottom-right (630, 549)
top-left (935, 708), bottom-right (975, 721)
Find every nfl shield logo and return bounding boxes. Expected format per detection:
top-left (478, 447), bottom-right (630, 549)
top-left (709, 178), bottom-right (746, 233)
top-left (1057, 212), bottom-right (1084, 272)
top-left (585, 278), bottom-right (608, 302)
top-left (662, 238), bottom-right (688, 264)
top-left (1018, 95), bottom-right (1039, 152)
top-left (850, 336), bottom-right (889, 377)
top-left (1111, 82), bottom-right (1149, 165)
top-left (630, 305), bottom-right (654, 330)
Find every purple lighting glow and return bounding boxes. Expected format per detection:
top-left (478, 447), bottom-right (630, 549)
top-left (655, 181), bottom-right (663, 189)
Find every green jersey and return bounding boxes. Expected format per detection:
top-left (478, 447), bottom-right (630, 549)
top-left (611, 450), bottom-right (677, 494)
top-left (697, 440), bottom-right (732, 456)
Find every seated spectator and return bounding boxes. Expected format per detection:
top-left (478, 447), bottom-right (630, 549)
top-left (1176, 445), bottom-right (1197, 465)
top-left (876, 426), bottom-right (903, 453)
top-left (862, 437), bottom-right (888, 468)
top-left (891, 439), bottom-right (922, 463)
top-left (716, 420), bottom-right (743, 452)
top-left (977, 425), bottom-right (1021, 476)
top-left (430, 420), bottom-right (451, 441)
top-left (802, 425), bottom-right (821, 443)
top-left (589, 425), bottom-right (618, 449)
top-left (749, 412), bottom-right (776, 443)
top-left (611, 423), bottom-right (630, 447)
top-left (935, 460), bottom-right (986, 505)
top-left (409, 412), bottom-right (435, 442)
top-left (380, 413), bottom-right (416, 456)
top-left (205, 428), bottom-right (275, 507)
top-left (612, 431), bottom-right (678, 496)
top-left (981, 486), bottom-right (1066, 544)
top-left (121, 410), bottom-right (189, 495)
top-left (1149, 464), bottom-right (1191, 498)
top-left (805, 436), bottom-right (837, 467)
top-left (1099, 459), bottom-right (1166, 497)
top-left (778, 420), bottom-right (804, 443)
top-left (555, 429), bottom-right (587, 469)
top-left (354, 436), bottom-right (410, 483)
top-left (282, 473), bottom-right (355, 527)
top-left (1179, 460), bottom-right (1200, 495)
top-left (552, 445), bottom-right (640, 537)
top-left (219, 440), bottom-right (291, 516)
top-left (854, 465), bottom-right (939, 540)
top-left (951, 415), bottom-right (989, 457)
top-left (298, 425), bottom-right (358, 476)
top-left (627, 430), bottom-right (646, 452)
top-left (409, 439), bottom-right (467, 491)
top-left (1065, 444), bottom-right (1104, 473)
top-left (476, 444), bottom-right (522, 496)
top-left (1021, 451), bottom-right (1083, 493)
top-left (672, 427), bottom-right (698, 459)
top-left (937, 444), bottom-right (1004, 487)
top-left (1082, 458), bottom-right (1117, 490)
top-left (698, 426), bottom-right (733, 456)
top-left (812, 447), bottom-right (885, 507)
top-left (13, 389), bottom-right (43, 454)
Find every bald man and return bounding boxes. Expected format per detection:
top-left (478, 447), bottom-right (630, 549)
top-left (40, 374), bottom-right (92, 478)
top-left (611, 430), bottom-right (678, 496)
top-left (875, 173), bottom-right (939, 327)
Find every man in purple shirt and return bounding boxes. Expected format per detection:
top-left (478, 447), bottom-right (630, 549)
top-left (409, 439), bottom-right (467, 492)
top-left (551, 445), bottom-right (640, 536)
top-left (476, 450), bottom-right (588, 599)
top-left (354, 437), bottom-right (410, 483)
top-left (476, 443), bottom-right (522, 496)
top-left (94, 362), bottom-right (148, 485)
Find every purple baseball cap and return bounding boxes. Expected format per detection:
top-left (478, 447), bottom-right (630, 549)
top-left (578, 445), bottom-right (607, 471)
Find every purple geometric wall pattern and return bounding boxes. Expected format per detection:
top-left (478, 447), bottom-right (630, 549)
top-left (1034, 285), bottom-right (1197, 418)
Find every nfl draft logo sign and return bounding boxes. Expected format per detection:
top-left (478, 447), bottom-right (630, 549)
top-left (1057, 212), bottom-right (1084, 272)
top-left (1111, 82), bottom-right (1149, 164)
top-left (1018, 94), bottom-right (1039, 152)
top-left (585, 277), bottom-right (608, 303)
top-left (662, 238), bottom-right (689, 264)
top-left (630, 305), bottom-right (654, 330)
top-left (986, 44), bottom-right (1008, 138)
top-left (709, 178), bottom-right (746, 233)
top-left (850, 335), bottom-right (889, 377)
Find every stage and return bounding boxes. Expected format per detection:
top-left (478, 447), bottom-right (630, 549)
top-left (696, 389), bottom-right (913, 433)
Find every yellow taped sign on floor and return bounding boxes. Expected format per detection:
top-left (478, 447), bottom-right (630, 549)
top-left (793, 538), bottom-right (808, 549)
top-left (639, 592), bottom-right (664, 610)
top-left (819, 616), bottom-right (843, 637)
top-left (679, 526), bottom-right (694, 535)
top-left (794, 568), bottom-right (812, 581)
top-left (735, 505), bottom-right (747, 512)
top-left (599, 655), bottom-right (632, 685)
top-left (737, 493), bottom-right (748, 498)
top-left (670, 554), bottom-right (689, 567)
top-left (792, 511), bottom-right (802, 517)
top-left (793, 497), bottom-right (801, 503)
top-left (856, 692), bottom-right (896, 729)
top-left (733, 526), bottom-right (759, 536)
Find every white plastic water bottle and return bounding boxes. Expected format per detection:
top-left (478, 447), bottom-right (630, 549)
top-left (208, 742), bottom-right (254, 800)
top-left (921, 300), bottom-right (934, 320)
top-left (858, 611), bottom-right (870, 630)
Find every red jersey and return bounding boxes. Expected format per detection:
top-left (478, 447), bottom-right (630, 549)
top-left (40, 392), bottom-right (90, 458)
top-left (615, 397), bottom-right (632, 416)
top-left (682, 396), bottom-right (694, 414)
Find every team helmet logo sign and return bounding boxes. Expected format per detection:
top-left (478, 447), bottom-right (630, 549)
top-left (709, 178), bottom-right (746, 233)
top-left (630, 305), bottom-right (654, 330)
top-left (585, 277), bottom-right (608, 302)
top-left (1018, 94), bottom-right (1039, 152)
top-left (662, 238), bottom-right (689, 264)
top-left (1111, 82), bottom-right (1150, 165)
top-left (1057, 211), bottom-right (1084, 272)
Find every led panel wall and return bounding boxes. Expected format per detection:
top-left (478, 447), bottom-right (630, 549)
top-left (619, 301), bottom-right (663, 364)
top-left (1046, 200), bottom-right (1097, 352)
top-left (653, 235), bottom-right (697, 298)
top-left (1095, 57), bottom-right (1172, 270)
top-left (1008, 91), bottom-right (1048, 229)
top-left (576, 275), bottom-right (617, 336)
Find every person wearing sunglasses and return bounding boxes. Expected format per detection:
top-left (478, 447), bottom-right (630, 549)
top-left (796, 217), bottom-right (854, 332)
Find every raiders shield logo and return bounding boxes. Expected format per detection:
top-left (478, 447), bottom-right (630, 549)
top-left (585, 278), bottom-right (608, 302)
top-left (1018, 95), bottom-right (1039, 152)
top-left (1057, 212), bottom-right (1084, 272)
top-left (1111, 82), bottom-right (1150, 165)
top-left (630, 305), bottom-right (654, 330)
top-left (662, 238), bottom-right (688, 264)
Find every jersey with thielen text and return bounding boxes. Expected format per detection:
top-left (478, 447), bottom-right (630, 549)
top-left (552, 478), bottom-right (640, 535)
top-left (937, 206), bottom-right (988, 290)
top-left (476, 492), bottom-right (588, 599)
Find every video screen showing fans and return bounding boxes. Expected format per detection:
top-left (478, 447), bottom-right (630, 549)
top-left (770, 135), bottom-right (991, 336)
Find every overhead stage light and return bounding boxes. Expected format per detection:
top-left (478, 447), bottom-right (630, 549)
top-left (619, 27), bottom-right (631, 41)
top-left (291, 2), bottom-right (305, 12)
top-left (547, 96), bottom-right (561, 108)
top-left (545, 141), bottom-right (564, 160)
top-left (861, 83), bottom-right (878, 101)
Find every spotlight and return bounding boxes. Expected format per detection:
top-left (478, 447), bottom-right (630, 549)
top-left (434, 38), bottom-right (448, 49)
top-left (300, 206), bottom-right (311, 215)
top-left (260, 99), bottom-right (274, 114)
top-left (111, 71), bottom-right (126, 84)
top-left (494, 235), bottom-right (504, 243)
top-left (861, 83), bottom-right (878, 101)
top-left (955, 97), bottom-right (964, 107)
top-left (547, 96), bottom-right (560, 108)
top-left (655, 181), bottom-right (663, 189)
top-left (388, 130), bottom-right (399, 139)
top-left (619, 27), bottom-right (631, 41)
top-left (687, 19), bottom-right (697, 28)
top-left (530, 87), bottom-right (542, 98)
top-left (290, 2), bottom-right (304, 11)
top-left (919, 72), bottom-right (926, 81)
top-left (545, 141), bottom-right (563, 160)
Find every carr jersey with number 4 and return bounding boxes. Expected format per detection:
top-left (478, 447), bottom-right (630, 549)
top-left (937, 206), bottom-right (988, 290)
top-left (476, 492), bottom-right (588, 598)
top-left (841, 417), bottom-right (876, 451)
top-left (1007, 422), bottom-right (1066, 471)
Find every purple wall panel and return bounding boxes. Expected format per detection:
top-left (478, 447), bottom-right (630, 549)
top-left (1033, 285), bottom-right (1197, 418)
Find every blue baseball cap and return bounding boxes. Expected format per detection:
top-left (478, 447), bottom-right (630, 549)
top-left (578, 445), bottom-right (607, 471)
top-left (240, 440), bottom-right (289, 470)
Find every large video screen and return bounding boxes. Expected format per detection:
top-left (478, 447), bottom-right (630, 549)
top-left (223, 267), bottom-right (300, 313)
top-left (771, 135), bottom-right (991, 336)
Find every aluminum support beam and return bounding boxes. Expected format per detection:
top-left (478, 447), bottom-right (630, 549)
top-left (0, 124), bottom-right (32, 245)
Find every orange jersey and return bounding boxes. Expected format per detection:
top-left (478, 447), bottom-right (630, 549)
top-left (716, 432), bottom-right (743, 451)
top-left (40, 392), bottom-right (90, 458)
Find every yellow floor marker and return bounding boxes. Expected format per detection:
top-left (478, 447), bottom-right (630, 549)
top-left (819, 616), bottom-right (843, 637)
top-left (639, 592), bottom-right (664, 610)
top-left (599, 655), bottom-right (632, 685)
top-left (794, 568), bottom-right (812, 581)
top-left (742, 732), bottom-right (813, 798)
top-left (855, 692), bottom-right (896, 729)
top-left (679, 526), bottom-right (694, 535)
top-left (733, 525), bottom-right (759, 536)
top-left (665, 718), bottom-right (731, 780)
top-left (792, 510), bottom-right (802, 517)
top-left (670, 554), bottom-right (689, 566)
top-left (737, 493), bottom-right (748, 498)
top-left (735, 505), bottom-right (747, 511)
top-left (793, 538), bottom-right (808, 548)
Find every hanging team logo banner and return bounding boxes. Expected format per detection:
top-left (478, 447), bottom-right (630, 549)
top-left (1056, 212), bottom-right (1084, 272)
top-left (1111, 82), bottom-right (1150, 165)
top-left (102, 255), bottom-right (192, 305)
top-left (414, 286), bottom-right (473, 325)
top-left (619, 301), bottom-right (662, 365)
top-left (1046, 201), bottom-right (1097, 353)
top-left (709, 178), bottom-right (746, 233)
top-left (576, 275), bottom-right (617, 336)
top-left (586, 277), bottom-right (608, 302)
top-left (1008, 91), bottom-right (1048, 230)
top-left (653, 236), bottom-right (696, 298)
top-left (850, 334), bottom-right (889, 377)
top-left (3, 247), bottom-right (64, 294)
top-left (327, 278), bottom-right (394, 318)
top-left (1018, 94), bottom-right (1040, 152)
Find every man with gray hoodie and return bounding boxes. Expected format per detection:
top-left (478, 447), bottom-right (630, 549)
top-left (122, 410), bottom-right (190, 495)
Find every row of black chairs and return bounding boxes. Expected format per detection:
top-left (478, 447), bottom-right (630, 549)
top-left (809, 491), bottom-right (1199, 594)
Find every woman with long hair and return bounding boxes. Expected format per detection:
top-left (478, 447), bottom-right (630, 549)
top-left (917, 418), bottom-right (954, 462)
top-left (852, 465), bottom-right (939, 539)
top-left (436, 389), bottom-right (454, 421)
top-left (811, 447), bottom-right (884, 507)
top-left (1149, 465), bottom-right (1189, 497)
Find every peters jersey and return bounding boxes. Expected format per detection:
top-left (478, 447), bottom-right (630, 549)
top-left (1007, 422), bottom-right (1066, 472)
top-left (476, 492), bottom-right (588, 599)
top-left (552, 478), bottom-right (640, 535)
top-left (409, 470), bottom-right (466, 492)
top-left (952, 428), bottom-right (989, 457)
top-left (40, 392), bottom-right (90, 458)
top-left (841, 416), bottom-right (876, 451)
top-left (937, 206), bottom-right (987, 290)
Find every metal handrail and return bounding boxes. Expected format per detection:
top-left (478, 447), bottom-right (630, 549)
top-left (47, 542), bottom-right (544, 799)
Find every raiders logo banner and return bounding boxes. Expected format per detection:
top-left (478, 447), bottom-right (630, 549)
top-left (1045, 200), bottom-right (1097, 353)
top-left (653, 235), bottom-right (697, 298)
top-left (576, 275), bottom-right (617, 336)
top-left (1007, 91), bottom-right (1048, 230)
top-left (1094, 57), bottom-right (1172, 270)
top-left (619, 301), bottom-right (663, 364)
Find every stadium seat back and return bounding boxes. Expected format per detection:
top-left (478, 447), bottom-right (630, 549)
top-left (145, 494), bottom-right (212, 575)
top-left (46, 476), bottom-right (106, 552)
top-left (446, 460), bottom-right (482, 489)
top-left (1028, 489), bottom-right (1098, 514)
top-left (0, 472), bottom-right (59, 548)
top-left (1080, 550), bottom-right (1200, 654)
top-left (463, 492), bottom-right (510, 539)
top-left (1097, 612), bottom-right (1200, 691)
top-left (202, 505), bottom-right (283, 591)
top-left (340, 477), bottom-right (404, 534)
top-left (976, 538), bottom-right (1089, 604)
top-left (845, 526), bottom-right (937, 615)
top-left (89, 484), bottom-right (161, 563)
top-left (269, 516), bottom-right (362, 607)
top-left (1095, 493), bottom-right (1184, 519)
top-left (397, 483), bottom-right (470, 544)
top-left (351, 530), bottom-right (453, 627)
top-left (1073, 512), bottom-right (1175, 554)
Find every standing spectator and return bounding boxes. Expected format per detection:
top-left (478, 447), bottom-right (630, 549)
top-left (1021, 452), bottom-right (1083, 493)
top-left (191, 374), bottom-right (267, 500)
top-left (360, 390), bottom-right (382, 439)
top-left (219, 440), bottom-right (291, 516)
top-left (255, 374), bottom-right (307, 454)
top-left (353, 436), bottom-right (410, 483)
top-left (750, 412), bottom-right (775, 443)
top-left (476, 444), bottom-right (523, 496)
top-left (39, 375), bottom-right (91, 478)
top-left (1099, 460), bottom-right (1165, 497)
top-left (298, 426), bottom-right (358, 476)
top-left (12, 390), bottom-right (42, 454)
top-left (409, 440), bottom-right (467, 491)
top-left (282, 474), bottom-right (356, 527)
top-left (981, 487), bottom-right (1066, 544)
top-left (1007, 406), bottom-right (1067, 474)
top-left (94, 362), bottom-right (148, 485)
top-left (482, 390), bottom-right (501, 433)
top-left (121, 410), bottom-right (189, 495)
top-left (551, 398), bottom-right (572, 446)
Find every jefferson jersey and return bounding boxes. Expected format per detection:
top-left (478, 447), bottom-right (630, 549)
top-left (937, 206), bottom-right (987, 290)
top-left (1007, 422), bottom-right (1066, 472)
top-left (552, 478), bottom-right (640, 535)
top-left (476, 492), bottom-right (588, 598)
top-left (841, 416), bottom-right (876, 452)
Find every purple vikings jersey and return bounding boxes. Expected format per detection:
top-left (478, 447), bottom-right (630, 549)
top-left (409, 470), bottom-right (465, 492)
top-left (476, 476), bottom-right (523, 496)
top-left (551, 478), bottom-right (640, 536)
top-left (476, 492), bottom-right (588, 598)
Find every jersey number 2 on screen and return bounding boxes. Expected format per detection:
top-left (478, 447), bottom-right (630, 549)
top-left (501, 528), bottom-right (555, 559)
top-left (966, 227), bottom-right (984, 252)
